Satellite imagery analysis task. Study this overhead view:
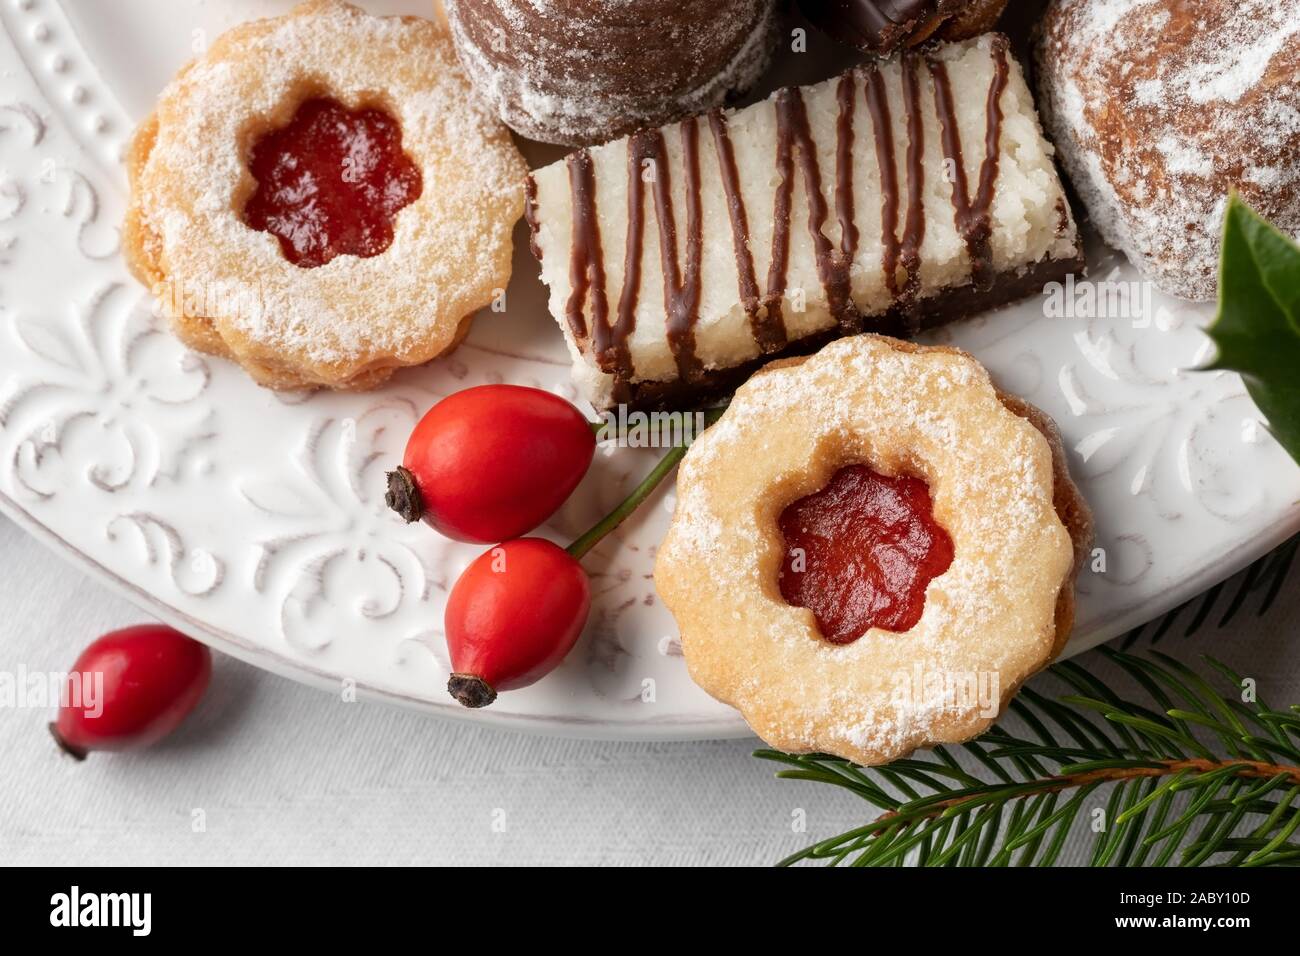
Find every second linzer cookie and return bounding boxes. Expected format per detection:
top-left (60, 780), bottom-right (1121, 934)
top-left (526, 34), bottom-right (1083, 411)
top-left (655, 334), bottom-right (1092, 767)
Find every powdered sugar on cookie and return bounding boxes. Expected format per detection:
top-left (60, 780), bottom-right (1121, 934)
top-left (655, 335), bottom-right (1088, 766)
top-left (124, 0), bottom-right (526, 389)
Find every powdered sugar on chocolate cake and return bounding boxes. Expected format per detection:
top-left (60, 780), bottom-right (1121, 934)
top-left (1035, 0), bottom-right (1300, 300)
top-left (443, 0), bottom-right (779, 146)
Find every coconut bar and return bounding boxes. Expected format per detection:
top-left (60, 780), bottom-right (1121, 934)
top-left (525, 34), bottom-right (1083, 411)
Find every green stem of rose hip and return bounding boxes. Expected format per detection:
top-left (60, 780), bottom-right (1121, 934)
top-left (565, 444), bottom-right (685, 560)
top-left (568, 406), bottom-right (727, 560)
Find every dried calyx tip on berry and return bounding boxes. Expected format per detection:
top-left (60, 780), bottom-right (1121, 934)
top-left (385, 466), bottom-right (424, 523)
top-left (48, 722), bottom-right (88, 761)
top-left (447, 674), bottom-right (498, 709)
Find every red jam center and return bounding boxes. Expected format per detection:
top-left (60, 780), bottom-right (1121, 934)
top-left (242, 98), bottom-right (422, 268)
top-left (778, 464), bottom-right (954, 644)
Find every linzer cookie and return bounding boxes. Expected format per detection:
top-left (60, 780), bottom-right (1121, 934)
top-left (526, 34), bottom-right (1082, 412)
top-left (800, 0), bottom-right (1010, 53)
top-left (124, 0), bottom-right (526, 390)
top-left (654, 334), bottom-right (1093, 767)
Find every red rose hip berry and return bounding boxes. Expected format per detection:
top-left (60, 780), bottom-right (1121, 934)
top-left (386, 384), bottom-right (596, 544)
top-left (444, 538), bottom-right (591, 708)
top-left (50, 624), bottom-right (212, 759)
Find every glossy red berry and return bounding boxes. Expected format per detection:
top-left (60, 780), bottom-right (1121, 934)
top-left (50, 624), bottom-right (212, 759)
top-left (444, 538), bottom-right (591, 708)
top-left (386, 384), bottom-right (596, 544)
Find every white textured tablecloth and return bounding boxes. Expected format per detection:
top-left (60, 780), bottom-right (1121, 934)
top-left (2, 514), bottom-right (1297, 866)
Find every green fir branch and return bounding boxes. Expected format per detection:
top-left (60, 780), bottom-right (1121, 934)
top-left (759, 648), bottom-right (1300, 867)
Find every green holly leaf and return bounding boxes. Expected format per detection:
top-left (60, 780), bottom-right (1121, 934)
top-left (1204, 194), bottom-right (1300, 465)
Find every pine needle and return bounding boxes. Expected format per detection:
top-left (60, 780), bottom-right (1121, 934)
top-left (761, 650), bottom-right (1300, 867)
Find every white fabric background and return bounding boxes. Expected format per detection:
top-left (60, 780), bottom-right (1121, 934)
top-left (2, 514), bottom-right (1296, 866)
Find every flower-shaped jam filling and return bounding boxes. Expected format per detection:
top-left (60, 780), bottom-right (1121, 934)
top-left (778, 464), bottom-right (954, 643)
top-left (243, 98), bottom-right (422, 268)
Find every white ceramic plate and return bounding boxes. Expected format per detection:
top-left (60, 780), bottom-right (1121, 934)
top-left (1, 0), bottom-right (1298, 739)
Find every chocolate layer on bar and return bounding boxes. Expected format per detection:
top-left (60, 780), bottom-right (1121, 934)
top-left (527, 34), bottom-right (1082, 412)
top-left (607, 256), bottom-right (1078, 412)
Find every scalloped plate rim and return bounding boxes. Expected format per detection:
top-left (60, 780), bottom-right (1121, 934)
top-left (4, 0), bottom-right (1300, 743)
top-left (5, 481), bottom-right (1297, 740)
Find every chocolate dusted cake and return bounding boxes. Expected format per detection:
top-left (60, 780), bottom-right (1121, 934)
top-left (800, 0), bottom-right (1010, 53)
top-left (526, 34), bottom-right (1083, 412)
top-left (442, 0), bottom-right (779, 146)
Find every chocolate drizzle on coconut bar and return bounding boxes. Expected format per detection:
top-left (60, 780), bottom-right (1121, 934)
top-left (930, 47), bottom-right (1010, 291)
top-left (527, 34), bottom-right (1083, 411)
